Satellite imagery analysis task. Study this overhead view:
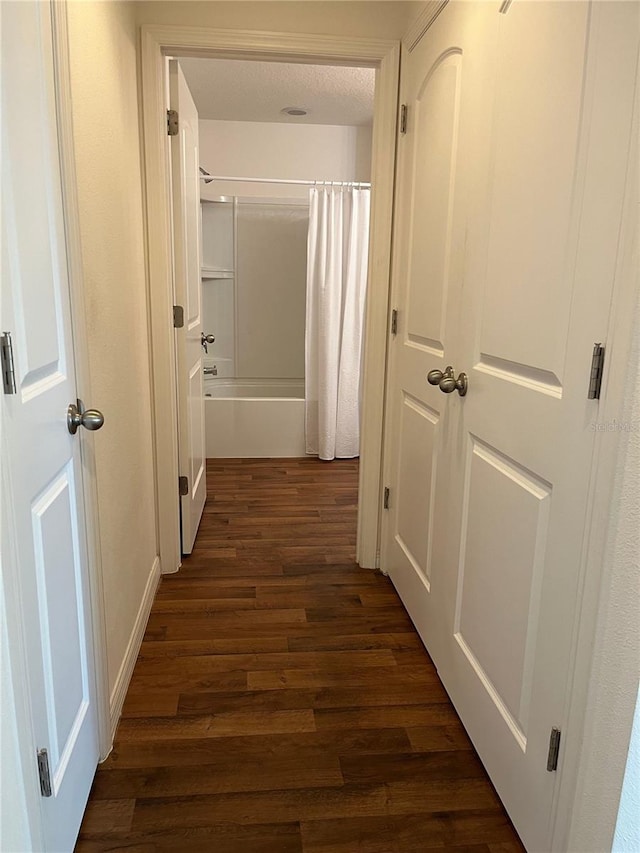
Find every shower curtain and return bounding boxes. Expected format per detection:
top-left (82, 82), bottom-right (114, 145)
top-left (305, 186), bottom-right (371, 460)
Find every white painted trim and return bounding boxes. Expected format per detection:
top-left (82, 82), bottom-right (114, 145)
top-left (140, 24), bottom-right (401, 573)
top-left (403, 1), bottom-right (449, 53)
top-left (551, 56), bottom-right (640, 852)
top-left (50, 0), bottom-right (112, 763)
top-left (109, 557), bottom-right (161, 739)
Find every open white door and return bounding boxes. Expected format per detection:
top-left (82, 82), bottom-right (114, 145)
top-left (1, 1), bottom-right (100, 849)
top-left (382, 2), bottom-right (638, 850)
top-left (169, 60), bottom-right (207, 555)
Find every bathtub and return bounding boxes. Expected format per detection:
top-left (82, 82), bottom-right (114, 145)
top-left (204, 379), bottom-right (306, 457)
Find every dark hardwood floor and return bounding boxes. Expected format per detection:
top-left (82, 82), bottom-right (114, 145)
top-left (76, 457), bottom-right (524, 853)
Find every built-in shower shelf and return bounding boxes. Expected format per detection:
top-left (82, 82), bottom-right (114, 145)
top-left (201, 268), bottom-right (234, 280)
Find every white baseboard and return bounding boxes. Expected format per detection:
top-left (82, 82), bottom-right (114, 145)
top-left (108, 555), bottom-right (161, 740)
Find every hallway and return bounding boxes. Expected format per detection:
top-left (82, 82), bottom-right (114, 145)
top-left (76, 458), bottom-right (524, 852)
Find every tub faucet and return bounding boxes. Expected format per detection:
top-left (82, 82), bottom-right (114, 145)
top-left (204, 365), bottom-right (218, 376)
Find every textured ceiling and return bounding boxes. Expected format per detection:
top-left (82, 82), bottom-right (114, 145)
top-left (179, 58), bottom-right (376, 126)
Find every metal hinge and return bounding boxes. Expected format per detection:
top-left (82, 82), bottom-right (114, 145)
top-left (383, 487), bottom-right (390, 509)
top-left (178, 475), bottom-right (189, 496)
top-left (547, 727), bottom-right (561, 772)
top-left (167, 109), bottom-right (179, 136)
top-left (173, 305), bottom-right (184, 328)
top-left (37, 749), bottom-right (52, 797)
top-left (1, 332), bottom-right (16, 395)
top-left (587, 343), bottom-right (605, 400)
top-left (400, 104), bottom-right (408, 135)
top-left (391, 309), bottom-right (398, 336)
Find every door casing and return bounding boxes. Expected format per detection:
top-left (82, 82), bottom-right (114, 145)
top-left (139, 25), bottom-right (400, 576)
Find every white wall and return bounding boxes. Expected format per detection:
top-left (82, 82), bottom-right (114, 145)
top-left (614, 686), bottom-right (640, 852)
top-left (199, 119), bottom-right (372, 199)
top-left (67, 2), bottom-right (159, 706)
top-left (236, 201), bottom-right (309, 378)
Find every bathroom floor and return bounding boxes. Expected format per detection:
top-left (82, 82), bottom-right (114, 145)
top-left (75, 457), bottom-right (524, 853)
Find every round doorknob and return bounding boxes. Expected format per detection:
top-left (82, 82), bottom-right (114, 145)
top-left (427, 365), bottom-right (454, 386)
top-left (67, 400), bottom-right (105, 435)
top-left (440, 372), bottom-right (468, 397)
top-left (201, 333), bottom-right (215, 344)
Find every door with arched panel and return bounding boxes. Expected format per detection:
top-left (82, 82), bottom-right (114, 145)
top-left (382, 2), bottom-right (638, 849)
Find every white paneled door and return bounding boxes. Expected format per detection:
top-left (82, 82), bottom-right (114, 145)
top-left (169, 60), bottom-right (207, 555)
top-left (382, 2), bottom-right (638, 850)
top-left (1, 1), bottom-right (99, 850)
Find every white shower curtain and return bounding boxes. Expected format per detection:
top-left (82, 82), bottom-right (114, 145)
top-left (305, 186), bottom-right (371, 460)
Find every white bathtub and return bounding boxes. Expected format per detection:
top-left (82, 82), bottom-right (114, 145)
top-left (204, 379), bottom-right (306, 457)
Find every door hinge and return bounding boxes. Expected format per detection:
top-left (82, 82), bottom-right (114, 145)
top-left (167, 109), bottom-right (179, 136)
top-left (37, 748), bottom-right (52, 797)
top-left (391, 308), bottom-right (398, 336)
top-left (173, 305), bottom-right (184, 328)
top-left (179, 475), bottom-right (189, 496)
top-left (400, 104), bottom-right (408, 135)
top-left (587, 342), bottom-right (605, 400)
top-left (383, 487), bottom-right (390, 509)
top-left (1, 332), bottom-right (16, 395)
top-left (547, 727), bottom-right (561, 772)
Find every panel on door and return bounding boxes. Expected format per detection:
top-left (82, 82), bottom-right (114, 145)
top-left (1, 2), bottom-right (99, 849)
top-left (169, 59), bottom-right (207, 555)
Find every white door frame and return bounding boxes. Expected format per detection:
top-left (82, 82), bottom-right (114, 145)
top-left (1, 2), bottom-right (112, 847)
top-left (139, 24), bottom-right (400, 574)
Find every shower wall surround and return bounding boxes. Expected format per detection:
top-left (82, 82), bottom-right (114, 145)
top-left (200, 196), bottom-right (308, 385)
top-left (199, 117), bottom-right (370, 457)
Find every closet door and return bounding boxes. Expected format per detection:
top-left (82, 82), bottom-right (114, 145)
top-left (382, 1), bottom-right (638, 849)
top-left (432, 3), bottom-right (638, 848)
top-left (169, 60), bottom-right (207, 554)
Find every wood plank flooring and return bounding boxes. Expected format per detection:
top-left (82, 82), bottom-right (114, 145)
top-left (76, 457), bottom-right (525, 853)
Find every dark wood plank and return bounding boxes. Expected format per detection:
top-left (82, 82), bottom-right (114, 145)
top-left (76, 458), bottom-right (524, 853)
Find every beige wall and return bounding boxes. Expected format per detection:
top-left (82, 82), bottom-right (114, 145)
top-left (67, 1), bottom-right (158, 700)
top-left (136, 1), bottom-right (423, 40)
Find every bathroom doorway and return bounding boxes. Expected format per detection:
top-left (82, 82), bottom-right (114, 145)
top-left (166, 50), bottom-right (385, 560)
top-left (140, 27), bottom-right (399, 575)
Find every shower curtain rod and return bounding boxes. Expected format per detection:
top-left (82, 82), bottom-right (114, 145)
top-left (199, 175), bottom-right (371, 188)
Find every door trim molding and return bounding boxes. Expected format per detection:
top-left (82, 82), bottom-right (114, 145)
top-left (50, 0), bottom-right (111, 761)
top-left (139, 24), bottom-right (401, 573)
top-left (551, 57), bottom-right (640, 850)
top-left (109, 556), bottom-right (161, 737)
top-left (403, 1), bottom-right (449, 52)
